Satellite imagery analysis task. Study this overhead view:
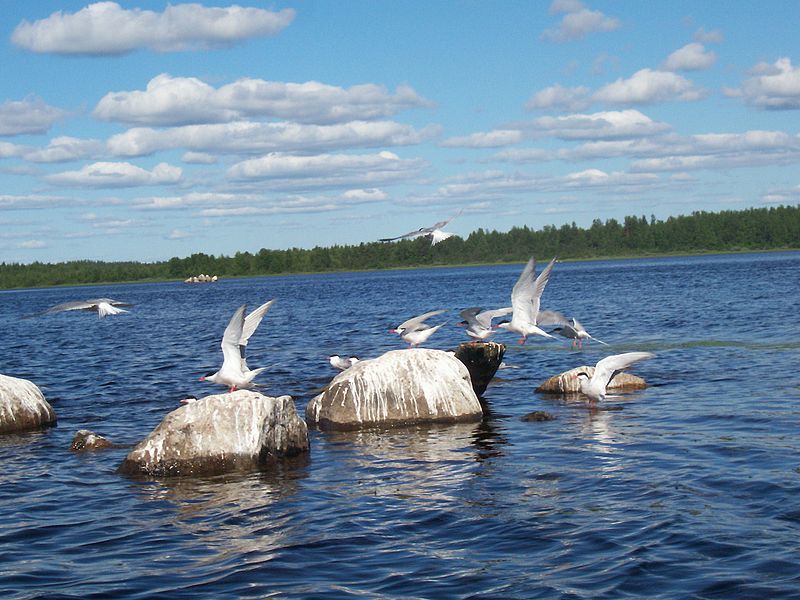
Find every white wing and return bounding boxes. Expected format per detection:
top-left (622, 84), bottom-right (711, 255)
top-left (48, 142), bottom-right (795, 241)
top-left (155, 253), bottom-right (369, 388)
top-left (475, 306), bottom-right (513, 328)
top-left (537, 309), bottom-right (568, 327)
top-left (240, 299), bottom-right (274, 347)
top-left (510, 257), bottom-right (537, 324)
top-left (530, 257), bottom-right (557, 324)
top-left (592, 352), bottom-right (655, 388)
top-left (396, 309), bottom-right (447, 332)
top-left (221, 305), bottom-right (247, 372)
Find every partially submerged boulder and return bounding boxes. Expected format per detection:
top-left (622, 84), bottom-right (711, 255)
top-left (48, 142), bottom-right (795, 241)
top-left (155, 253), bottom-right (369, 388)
top-left (536, 366), bottom-right (647, 394)
top-left (307, 349), bottom-right (483, 430)
top-left (118, 391), bottom-right (308, 477)
top-left (0, 374), bottom-right (56, 434)
top-left (70, 430), bottom-right (114, 451)
top-left (453, 341), bottom-right (505, 397)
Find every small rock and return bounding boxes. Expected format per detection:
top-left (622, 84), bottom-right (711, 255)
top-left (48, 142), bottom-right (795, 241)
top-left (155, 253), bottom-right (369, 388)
top-left (453, 341), bottom-right (506, 397)
top-left (521, 411), bottom-right (556, 422)
top-left (118, 390), bottom-right (308, 477)
top-left (307, 348), bottom-right (483, 430)
top-left (70, 430), bottom-right (113, 451)
top-left (536, 366), bottom-right (647, 394)
top-left (0, 374), bottom-right (57, 434)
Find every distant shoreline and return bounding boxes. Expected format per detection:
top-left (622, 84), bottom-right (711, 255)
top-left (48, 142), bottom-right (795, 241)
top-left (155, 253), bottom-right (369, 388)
top-left (3, 247), bottom-right (797, 292)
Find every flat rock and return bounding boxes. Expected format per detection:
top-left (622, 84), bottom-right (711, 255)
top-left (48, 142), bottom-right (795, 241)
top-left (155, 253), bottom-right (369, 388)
top-left (70, 430), bottom-right (114, 451)
top-left (453, 341), bottom-right (506, 397)
top-left (307, 349), bottom-right (483, 430)
top-left (521, 410), bottom-right (556, 422)
top-left (536, 366), bottom-right (647, 394)
top-left (118, 390), bottom-right (309, 477)
top-left (0, 374), bottom-right (57, 434)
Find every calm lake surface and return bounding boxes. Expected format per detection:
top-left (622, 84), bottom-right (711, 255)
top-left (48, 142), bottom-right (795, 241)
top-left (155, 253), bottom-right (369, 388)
top-left (1, 252), bottom-right (799, 598)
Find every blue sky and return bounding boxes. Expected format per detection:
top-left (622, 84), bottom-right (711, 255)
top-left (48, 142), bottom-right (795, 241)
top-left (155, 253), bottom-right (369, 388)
top-left (1, 1), bottom-right (799, 264)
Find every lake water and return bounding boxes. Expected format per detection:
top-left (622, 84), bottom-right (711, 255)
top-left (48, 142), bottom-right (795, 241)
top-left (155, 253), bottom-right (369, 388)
top-left (1, 252), bottom-right (799, 598)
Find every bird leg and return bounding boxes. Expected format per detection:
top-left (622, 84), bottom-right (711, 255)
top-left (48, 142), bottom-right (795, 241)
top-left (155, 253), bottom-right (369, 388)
top-left (517, 337), bottom-right (527, 345)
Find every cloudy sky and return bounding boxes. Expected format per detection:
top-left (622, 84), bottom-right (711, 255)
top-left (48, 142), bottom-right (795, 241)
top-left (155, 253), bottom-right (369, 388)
top-left (1, 1), bottom-right (799, 263)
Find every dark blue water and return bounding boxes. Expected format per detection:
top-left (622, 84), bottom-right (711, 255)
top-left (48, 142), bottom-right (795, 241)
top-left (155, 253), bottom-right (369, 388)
top-left (1, 252), bottom-right (799, 598)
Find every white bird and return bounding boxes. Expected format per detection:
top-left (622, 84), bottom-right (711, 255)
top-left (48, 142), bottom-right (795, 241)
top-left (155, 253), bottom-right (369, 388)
top-left (329, 355), bottom-right (359, 370)
top-left (199, 300), bottom-right (274, 392)
top-left (552, 317), bottom-right (608, 348)
top-left (575, 352), bottom-right (655, 404)
top-left (43, 298), bottom-right (132, 318)
top-left (496, 257), bottom-right (557, 344)
top-left (379, 211), bottom-right (461, 245)
top-left (390, 309), bottom-right (447, 347)
top-left (458, 306), bottom-right (513, 341)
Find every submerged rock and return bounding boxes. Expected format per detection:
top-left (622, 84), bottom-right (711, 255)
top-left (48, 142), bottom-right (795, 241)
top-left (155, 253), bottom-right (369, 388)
top-left (307, 348), bottom-right (483, 430)
top-left (453, 341), bottom-right (506, 397)
top-left (536, 366), bottom-right (647, 394)
top-left (521, 410), bottom-right (556, 422)
top-left (0, 374), bottom-right (57, 434)
top-left (118, 390), bottom-right (308, 477)
top-left (70, 430), bottom-right (114, 451)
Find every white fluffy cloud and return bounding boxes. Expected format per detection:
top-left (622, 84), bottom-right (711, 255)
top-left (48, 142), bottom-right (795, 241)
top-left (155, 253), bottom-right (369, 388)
top-left (23, 136), bottom-right (104, 163)
top-left (107, 120), bottom-right (435, 157)
top-left (525, 84), bottom-right (591, 112)
top-left (45, 161), bottom-right (182, 188)
top-left (17, 239), bottom-right (47, 249)
top-left (94, 74), bottom-right (430, 126)
top-left (593, 68), bottom-right (707, 104)
top-left (11, 2), bottom-right (295, 55)
top-left (527, 109), bottom-right (671, 140)
top-left (0, 97), bottom-right (65, 136)
top-left (543, 1), bottom-right (620, 42)
top-left (440, 130), bottom-right (523, 148)
top-left (727, 57), bottom-right (800, 110)
top-left (662, 43), bottom-right (716, 72)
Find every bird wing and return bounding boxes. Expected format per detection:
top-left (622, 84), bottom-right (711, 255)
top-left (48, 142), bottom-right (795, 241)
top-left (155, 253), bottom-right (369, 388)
top-left (592, 352), bottom-right (655, 388)
top-left (530, 257), bottom-right (557, 323)
top-left (397, 309), bottom-right (447, 332)
top-left (537, 309), bottom-right (569, 327)
top-left (379, 228), bottom-right (426, 242)
top-left (240, 299), bottom-right (274, 347)
top-left (475, 306), bottom-right (513, 328)
top-left (221, 305), bottom-right (247, 371)
top-left (45, 300), bottom-right (98, 314)
top-left (510, 257), bottom-right (537, 323)
top-left (428, 229), bottom-right (456, 245)
top-left (459, 307), bottom-right (483, 325)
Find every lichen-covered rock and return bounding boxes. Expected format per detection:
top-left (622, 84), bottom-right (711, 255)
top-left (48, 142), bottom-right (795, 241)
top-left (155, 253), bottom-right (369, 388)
top-left (118, 391), bottom-right (308, 477)
top-left (453, 341), bottom-right (506, 397)
top-left (536, 366), bottom-right (647, 394)
top-left (70, 430), bottom-right (114, 451)
top-left (307, 349), bottom-right (483, 430)
top-left (0, 374), bottom-right (57, 434)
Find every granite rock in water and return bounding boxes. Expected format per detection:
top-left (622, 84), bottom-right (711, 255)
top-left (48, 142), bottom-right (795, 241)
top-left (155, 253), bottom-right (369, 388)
top-left (70, 430), bottom-right (114, 451)
top-left (306, 349), bottom-right (483, 430)
top-left (118, 390), bottom-right (308, 477)
top-left (0, 374), bottom-right (57, 434)
top-left (521, 411), bottom-right (557, 422)
top-left (453, 341), bottom-right (506, 397)
top-left (536, 366), bottom-right (647, 394)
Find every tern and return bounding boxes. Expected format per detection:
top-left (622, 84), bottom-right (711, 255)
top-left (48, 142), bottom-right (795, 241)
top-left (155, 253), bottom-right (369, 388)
top-left (552, 317), bottom-right (608, 348)
top-left (329, 355), bottom-right (359, 370)
top-left (199, 300), bottom-right (274, 392)
top-left (379, 211), bottom-right (461, 245)
top-left (390, 309), bottom-right (447, 347)
top-left (496, 257), bottom-right (557, 344)
top-left (458, 306), bottom-right (513, 341)
top-left (42, 298), bottom-right (132, 318)
top-left (575, 352), bottom-right (655, 404)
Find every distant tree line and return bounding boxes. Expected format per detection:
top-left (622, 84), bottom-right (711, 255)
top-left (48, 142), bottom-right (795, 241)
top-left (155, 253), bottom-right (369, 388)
top-left (1, 205), bottom-right (798, 289)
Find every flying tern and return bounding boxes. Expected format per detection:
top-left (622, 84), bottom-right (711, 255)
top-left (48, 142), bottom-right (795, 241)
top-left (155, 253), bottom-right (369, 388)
top-left (200, 300), bottom-right (274, 392)
top-left (458, 306), bottom-right (513, 341)
top-left (552, 317), bottom-right (608, 348)
top-left (379, 211), bottom-right (461, 245)
top-left (390, 309), bottom-right (447, 347)
top-left (42, 298), bottom-right (132, 318)
top-left (575, 351), bottom-right (655, 404)
top-left (496, 257), bottom-right (558, 344)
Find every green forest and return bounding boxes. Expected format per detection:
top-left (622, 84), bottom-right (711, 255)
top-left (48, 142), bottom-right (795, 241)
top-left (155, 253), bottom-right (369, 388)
top-left (2, 205), bottom-right (798, 289)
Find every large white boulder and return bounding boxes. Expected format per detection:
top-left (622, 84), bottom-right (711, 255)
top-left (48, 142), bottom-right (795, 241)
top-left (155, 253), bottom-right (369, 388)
top-left (0, 374), bottom-right (56, 434)
top-left (306, 349), bottom-right (483, 430)
top-left (118, 390), bottom-right (309, 477)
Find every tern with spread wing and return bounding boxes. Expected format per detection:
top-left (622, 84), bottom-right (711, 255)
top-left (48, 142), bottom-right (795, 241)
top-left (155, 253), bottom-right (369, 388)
top-left (496, 257), bottom-right (558, 344)
top-left (458, 306), bottom-right (513, 341)
top-left (553, 317), bottom-right (608, 348)
top-left (390, 309), bottom-right (447, 347)
top-left (43, 298), bottom-right (132, 318)
top-left (379, 211), bottom-right (461, 245)
top-left (575, 352), bottom-right (655, 404)
top-left (329, 355), bottom-right (359, 370)
top-left (200, 300), bottom-right (274, 392)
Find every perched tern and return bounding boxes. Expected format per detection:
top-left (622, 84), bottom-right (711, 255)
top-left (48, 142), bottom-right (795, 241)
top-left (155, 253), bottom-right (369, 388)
top-left (200, 300), bottom-right (274, 392)
top-left (329, 355), bottom-right (359, 370)
top-left (458, 306), bottom-right (513, 341)
top-left (379, 211), bottom-right (461, 246)
top-left (552, 317), bottom-right (608, 348)
top-left (42, 298), bottom-right (132, 318)
top-left (575, 352), bottom-right (655, 404)
top-left (496, 257), bottom-right (557, 344)
top-left (390, 309), bottom-right (447, 347)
